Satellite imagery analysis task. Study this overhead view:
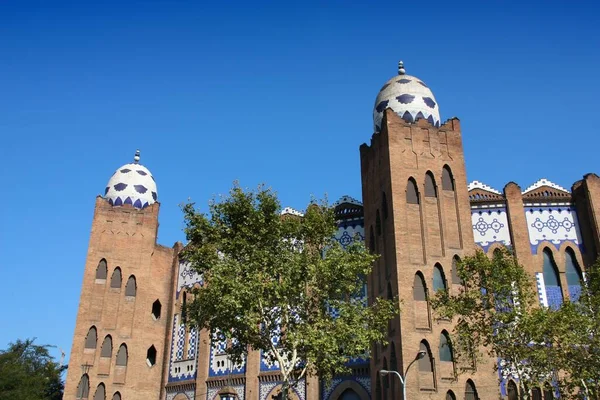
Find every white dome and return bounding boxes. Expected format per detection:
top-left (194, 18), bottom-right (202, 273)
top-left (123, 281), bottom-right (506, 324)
top-left (104, 151), bottom-right (157, 209)
top-left (373, 62), bottom-right (440, 132)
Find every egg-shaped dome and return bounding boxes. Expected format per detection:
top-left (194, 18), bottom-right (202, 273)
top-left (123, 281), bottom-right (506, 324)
top-left (104, 150), bottom-right (157, 209)
top-left (373, 61), bottom-right (440, 132)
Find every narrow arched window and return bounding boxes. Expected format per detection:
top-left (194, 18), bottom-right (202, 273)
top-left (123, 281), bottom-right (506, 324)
top-left (100, 335), bottom-right (112, 358)
top-left (76, 374), bottom-right (90, 399)
top-left (112, 393), bottom-right (121, 400)
top-left (382, 192), bottom-right (388, 220)
top-left (406, 178), bottom-right (419, 204)
top-left (84, 326), bottom-right (97, 349)
top-left (418, 341), bottom-right (433, 372)
top-left (116, 344), bottom-right (128, 366)
top-left (446, 390), bottom-right (456, 400)
top-left (96, 259), bottom-right (107, 280)
top-left (125, 275), bottom-right (136, 297)
top-left (382, 358), bottom-right (389, 392)
top-left (465, 379), bottom-right (478, 400)
top-left (425, 172), bottom-right (437, 197)
top-left (413, 273), bottom-right (427, 301)
top-left (542, 248), bottom-right (563, 309)
top-left (442, 166), bottom-right (454, 191)
top-left (439, 331), bottom-right (453, 362)
top-left (390, 343), bottom-right (397, 400)
top-left (182, 291), bottom-right (187, 324)
top-left (433, 264), bottom-right (447, 292)
top-left (375, 210), bottom-right (382, 236)
top-left (565, 248), bottom-right (583, 301)
top-left (93, 383), bottom-right (105, 400)
top-left (110, 267), bottom-right (122, 289)
top-left (451, 256), bottom-right (462, 285)
top-left (507, 380), bottom-right (518, 400)
top-left (531, 387), bottom-right (542, 400)
top-left (369, 226), bottom-right (375, 253)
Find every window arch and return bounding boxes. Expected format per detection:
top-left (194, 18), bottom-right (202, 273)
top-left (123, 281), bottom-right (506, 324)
top-left (446, 390), bottom-right (456, 400)
top-left (110, 267), bottom-right (122, 289)
top-left (382, 192), bottom-right (388, 220)
top-left (418, 340), bottom-right (433, 372)
top-left (382, 358), bottom-right (389, 393)
top-left (93, 383), bottom-right (106, 400)
top-left (424, 172), bottom-right (437, 197)
top-left (406, 178), bottom-right (419, 204)
top-left (565, 248), bottom-right (583, 301)
top-left (112, 393), bottom-right (121, 400)
top-left (84, 326), bottom-right (97, 349)
top-left (507, 380), bottom-right (518, 400)
top-left (465, 379), bottom-right (478, 400)
top-left (76, 374), bottom-right (90, 399)
top-left (376, 210), bottom-right (382, 236)
top-left (413, 273), bottom-right (427, 301)
top-left (100, 335), bottom-right (112, 358)
top-left (439, 331), bottom-right (453, 362)
top-left (442, 166), bottom-right (454, 191)
top-left (451, 256), bottom-right (462, 285)
top-left (531, 387), bottom-right (542, 400)
top-left (125, 275), bottom-right (137, 297)
top-left (542, 248), bottom-right (563, 309)
top-left (96, 259), bottom-right (107, 280)
top-left (116, 344), bottom-right (128, 366)
top-left (369, 226), bottom-right (375, 253)
top-left (433, 264), bottom-right (447, 292)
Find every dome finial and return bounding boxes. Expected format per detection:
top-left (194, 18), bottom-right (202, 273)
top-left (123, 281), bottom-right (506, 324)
top-left (133, 149), bottom-right (140, 164)
top-left (398, 60), bottom-right (406, 75)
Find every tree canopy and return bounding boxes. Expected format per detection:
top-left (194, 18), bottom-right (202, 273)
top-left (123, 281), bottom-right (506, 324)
top-left (0, 338), bottom-right (65, 400)
top-left (182, 184), bottom-right (397, 397)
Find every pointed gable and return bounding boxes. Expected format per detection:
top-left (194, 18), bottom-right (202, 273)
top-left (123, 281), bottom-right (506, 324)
top-left (522, 179), bottom-right (571, 201)
top-left (333, 195), bottom-right (364, 220)
top-left (468, 181), bottom-right (505, 204)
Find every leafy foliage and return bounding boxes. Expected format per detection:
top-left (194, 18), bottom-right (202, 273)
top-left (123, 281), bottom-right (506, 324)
top-left (182, 184), bottom-right (397, 397)
top-left (0, 338), bottom-right (65, 400)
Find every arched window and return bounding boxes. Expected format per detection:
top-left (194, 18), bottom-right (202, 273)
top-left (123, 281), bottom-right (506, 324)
top-left (418, 341), bottom-right (433, 372)
top-left (84, 326), bottom-right (97, 349)
top-left (446, 390), bottom-right (456, 400)
top-left (531, 387), bottom-right (542, 400)
top-left (369, 226), bottom-right (375, 253)
top-left (182, 292), bottom-right (188, 324)
top-left (507, 380), bottom-right (518, 400)
top-left (439, 331), bottom-right (453, 362)
top-left (433, 264), bottom-right (446, 292)
top-left (565, 248), bottom-right (583, 301)
top-left (112, 393), bottom-right (121, 400)
top-left (376, 210), bottom-right (382, 236)
top-left (110, 267), bottom-right (122, 289)
top-left (542, 248), bottom-right (563, 309)
top-left (125, 275), bottom-right (137, 297)
top-left (93, 383), bottom-right (105, 400)
top-left (96, 259), bottom-right (107, 280)
top-left (382, 192), bottom-right (388, 220)
top-left (451, 256), bottom-right (462, 285)
top-left (424, 172), bottom-right (437, 197)
top-left (100, 336), bottom-right (112, 358)
top-left (76, 374), bottom-right (90, 399)
top-left (390, 343), bottom-right (397, 400)
top-left (413, 273), bottom-right (427, 301)
top-left (442, 166), bottom-right (454, 191)
top-left (465, 379), bottom-right (478, 400)
top-left (382, 357), bottom-right (389, 393)
top-left (116, 344), bottom-right (128, 366)
top-left (406, 178), bottom-right (419, 204)
top-left (146, 345), bottom-right (157, 367)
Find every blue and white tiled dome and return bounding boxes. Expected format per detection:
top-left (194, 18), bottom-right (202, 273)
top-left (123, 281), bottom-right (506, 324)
top-left (104, 150), bottom-right (157, 209)
top-left (373, 61), bottom-right (440, 132)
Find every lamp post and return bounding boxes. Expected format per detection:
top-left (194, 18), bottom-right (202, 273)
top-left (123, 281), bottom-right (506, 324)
top-left (380, 350), bottom-right (426, 400)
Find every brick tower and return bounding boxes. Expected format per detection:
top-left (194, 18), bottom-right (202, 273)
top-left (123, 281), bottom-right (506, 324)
top-left (64, 151), bottom-right (177, 400)
top-left (360, 62), bottom-right (498, 399)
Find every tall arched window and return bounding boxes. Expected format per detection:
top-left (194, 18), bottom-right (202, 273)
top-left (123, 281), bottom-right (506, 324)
top-left (542, 248), bottom-right (563, 309)
top-left (439, 331), bottom-right (453, 362)
top-left (125, 275), bottom-right (137, 297)
top-left (418, 341), bottom-right (433, 373)
top-left (369, 226), bottom-right (375, 253)
top-left (442, 166), bottom-right (454, 191)
top-left (390, 343), bottom-right (397, 400)
top-left (382, 358), bottom-right (389, 394)
top-left (406, 178), bottom-right (419, 204)
top-left (413, 273), bottom-right (427, 301)
top-left (93, 383), bottom-right (106, 400)
top-left (96, 259), bottom-right (107, 280)
top-left (565, 248), bottom-right (583, 301)
top-left (465, 379), bottom-right (478, 400)
top-left (376, 210), bottom-right (382, 236)
top-left (84, 326), bottom-right (97, 349)
top-left (76, 374), bottom-right (90, 399)
top-left (451, 256), bottom-right (462, 285)
top-left (425, 172), bottom-right (437, 197)
top-left (507, 380), bottom-right (518, 400)
top-left (116, 344), bottom-right (128, 366)
top-left (100, 336), bottom-right (112, 358)
top-left (110, 268), bottom-right (122, 289)
top-left (182, 291), bottom-right (188, 324)
top-left (446, 390), bottom-right (456, 400)
top-left (433, 264), bottom-right (447, 292)
top-left (112, 393), bottom-right (121, 400)
top-left (382, 192), bottom-right (388, 220)
top-left (531, 387), bottom-right (542, 400)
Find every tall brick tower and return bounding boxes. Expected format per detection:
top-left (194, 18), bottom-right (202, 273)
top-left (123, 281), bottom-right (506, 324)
top-left (360, 62), bottom-right (498, 399)
top-left (64, 151), bottom-right (177, 400)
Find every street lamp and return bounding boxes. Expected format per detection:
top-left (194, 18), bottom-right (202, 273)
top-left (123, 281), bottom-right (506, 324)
top-left (380, 350), bottom-right (426, 400)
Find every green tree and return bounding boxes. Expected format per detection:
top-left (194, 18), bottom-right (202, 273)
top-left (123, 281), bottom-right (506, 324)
top-left (182, 184), bottom-right (397, 399)
top-left (431, 248), bottom-right (554, 399)
top-left (0, 338), bottom-right (65, 400)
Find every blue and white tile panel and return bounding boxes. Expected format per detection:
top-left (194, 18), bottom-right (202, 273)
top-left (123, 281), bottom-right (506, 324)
top-left (177, 260), bottom-right (203, 299)
top-left (208, 332), bottom-right (246, 377)
top-left (471, 207), bottom-right (511, 252)
top-left (525, 205), bottom-right (582, 254)
top-left (207, 384), bottom-right (245, 400)
top-left (259, 379), bottom-right (306, 400)
top-left (535, 272), bottom-right (548, 308)
top-left (321, 376), bottom-right (371, 400)
top-left (168, 314), bottom-right (198, 383)
top-left (334, 224), bottom-right (365, 249)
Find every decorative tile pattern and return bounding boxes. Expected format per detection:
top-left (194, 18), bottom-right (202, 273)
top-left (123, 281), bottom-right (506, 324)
top-left (471, 208), bottom-right (511, 251)
top-left (177, 261), bottom-right (204, 299)
top-left (259, 379), bottom-right (305, 400)
top-left (522, 179), bottom-right (568, 194)
top-left (187, 327), bottom-right (197, 359)
top-left (166, 386), bottom-right (195, 400)
top-left (535, 272), bottom-right (548, 307)
top-left (207, 384), bottom-right (245, 400)
top-left (321, 376), bottom-right (371, 400)
top-left (525, 206), bottom-right (582, 253)
top-left (568, 285), bottom-right (582, 302)
top-left (168, 314), bottom-right (198, 382)
top-left (334, 225), bottom-right (365, 249)
top-left (468, 181), bottom-right (502, 194)
top-left (104, 161), bottom-right (157, 209)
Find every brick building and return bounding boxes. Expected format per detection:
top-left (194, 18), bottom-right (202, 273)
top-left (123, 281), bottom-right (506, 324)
top-left (64, 62), bottom-right (600, 400)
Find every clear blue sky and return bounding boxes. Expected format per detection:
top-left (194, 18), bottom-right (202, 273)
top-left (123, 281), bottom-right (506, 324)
top-left (1, 0), bottom-right (599, 362)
